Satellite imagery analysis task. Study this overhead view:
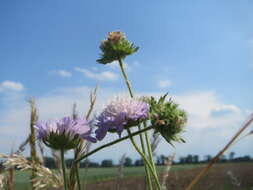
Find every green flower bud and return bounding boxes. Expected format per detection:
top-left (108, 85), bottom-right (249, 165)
top-left (97, 31), bottom-right (139, 64)
top-left (146, 94), bottom-right (187, 145)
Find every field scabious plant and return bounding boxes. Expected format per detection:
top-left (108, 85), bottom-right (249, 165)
top-left (95, 31), bottom-right (187, 190)
top-left (0, 31), bottom-right (251, 190)
top-left (0, 31), bottom-right (189, 190)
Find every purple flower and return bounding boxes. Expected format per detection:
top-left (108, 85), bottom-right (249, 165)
top-left (35, 116), bottom-right (96, 150)
top-left (95, 97), bottom-right (149, 140)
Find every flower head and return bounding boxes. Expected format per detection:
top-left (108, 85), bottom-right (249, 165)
top-left (35, 116), bottom-right (96, 150)
top-left (95, 97), bottom-right (149, 140)
top-left (147, 94), bottom-right (187, 144)
top-left (97, 31), bottom-right (139, 64)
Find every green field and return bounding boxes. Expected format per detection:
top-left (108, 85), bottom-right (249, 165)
top-left (14, 164), bottom-right (202, 190)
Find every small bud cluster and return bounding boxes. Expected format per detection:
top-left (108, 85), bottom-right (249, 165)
top-left (97, 31), bottom-right (139, 64)
top-left (146, 94), bottom-right (187, 144)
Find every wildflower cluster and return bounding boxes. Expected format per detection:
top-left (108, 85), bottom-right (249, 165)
top-left (0, 31), bottom-right (189, 190)
top-left (35, 116), bottom-right (96, 151)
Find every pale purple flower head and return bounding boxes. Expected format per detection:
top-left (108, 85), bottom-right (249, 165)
top-left (95, 97), bottom-right (149, 140)
top-left (35, 116), bottom-right (96, 150)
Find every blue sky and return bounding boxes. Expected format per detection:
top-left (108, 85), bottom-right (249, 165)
top-left (0, 0), bottom-right (252, 162)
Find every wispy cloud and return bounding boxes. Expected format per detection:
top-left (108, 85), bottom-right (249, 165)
top-left (0, 81), bottom-right (24, 92)
top-left (50, 70), bottom-right (72, 77)
top-left (173, 91), bottom-right (243, 129)
top-left (75, 67), bottom-right (118, 81)
top-left (57, 70), bottom-right (72, 77)
top-left (158, 79), bottom-right (172, 88)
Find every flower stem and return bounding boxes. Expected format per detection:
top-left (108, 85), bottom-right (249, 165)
top-left (118, 59), bottom-right (154, 187)
top-left (144, 121), bottom-right (158, 179)
top-left (127, 129), bottom-right (161, 190)
top-left (136, 124), bottom-right (153, 190)
top-left (75, 163), bottom-right (81, 190)
top-left (76, 125), bottom-right (154, 163)
top-left (118, 58), bottom-right (134, 98)
top-left (60, 149), bottom-right (68, 190)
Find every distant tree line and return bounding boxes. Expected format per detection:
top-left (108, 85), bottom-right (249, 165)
top-left (0, 152), bottom-right (252, 169)
top-left (176, 152), bottom-right (252, 164)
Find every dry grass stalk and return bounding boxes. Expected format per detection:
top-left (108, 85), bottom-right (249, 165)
top-left (0, 174), bottom-right (5, 189)
top-left (52, 150), bottom-right (61, 170)
top-left (37, 140), bottom-right (45, 165)
top-left (117, 154), bottom-right (126, 190)
top-left (227, 170), bottom-right (241, 187)
top-left (28, 98), bottom-right (39, 190)
top-left (185, 113), bottom-right (253, 190)
top-left (69, 85), bottom-right (98, 190)
top-left (5, 136), bottom-right (30, 190)
top-left (151, 132), bottom-right (161, 157)
top-left (161, 153), bottom-right (176, 190)
top-left (118, 153), bottom-right (126, 179)
top-left (14, 135), bottom-right (30, 155)
top-left (85, 84), bottom-right (98, 120)
top-left (6, 150), bottom-right (14, 190)
top-left (0, 153), bottom-right (63, 190)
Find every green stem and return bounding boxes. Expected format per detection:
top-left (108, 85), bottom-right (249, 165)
top-left (118, 58), bottom-right (158, 190)
top-left (138, 125), bottom-right (153, 190)
top-left (118, 58), bottom-right (154, 189)
top-left (76, 125), bottom-right (154, 163)
top-left (144, 122), bottom-right (158, 180)
top-left (75, 163), bottom-right (81, 190)
top-left (118, 59), bottom-right (134, 98)
top-left (127, 129), bottom-right (161, 190)
top-left (61, 149), bottom-right (68, 190)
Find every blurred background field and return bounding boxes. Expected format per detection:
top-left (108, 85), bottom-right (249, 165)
top-left (14, 163), bottom-right (253, 190)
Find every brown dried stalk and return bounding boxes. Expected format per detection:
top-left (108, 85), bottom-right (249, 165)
top-left (117, 153), bottom-right (126, 190)
top-left (6, 150), bottom-right (14, 190)
top-left (118, 153), bottom-right (126, 179)
top-left (28, 98), bottom-right (39, 190)
top-left (0, 174), bottom-right (5, 190)
top-left (161, 153), bottom-right (176, 190)
top-left (85, 84), bottom-right (98, 120)
top-left (14, 135), bottom-right (30, 155)
top-left (37, 140), bottom-right (45, 165)
top-left (69, 85), bottom-right (98, 190)
top-left (185, 113), bottom-right (253, 190)
top-left (151, 132), bottom-right (161, 157)
top-left (52, 150), bottom-right (61, 170)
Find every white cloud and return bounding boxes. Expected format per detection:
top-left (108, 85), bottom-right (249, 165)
top-left (57, 70), bottom-right (72, 77)
top-left (75, 67), bottom-right (118, 81)
top-left (50, 70), bottom-right (72, 77)
top-left (173, 91), bottom-right (243, 129)
top-left (0, 81), bottom-right (24, 92)
top-left (158, 79), bottom-right (172, 88)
